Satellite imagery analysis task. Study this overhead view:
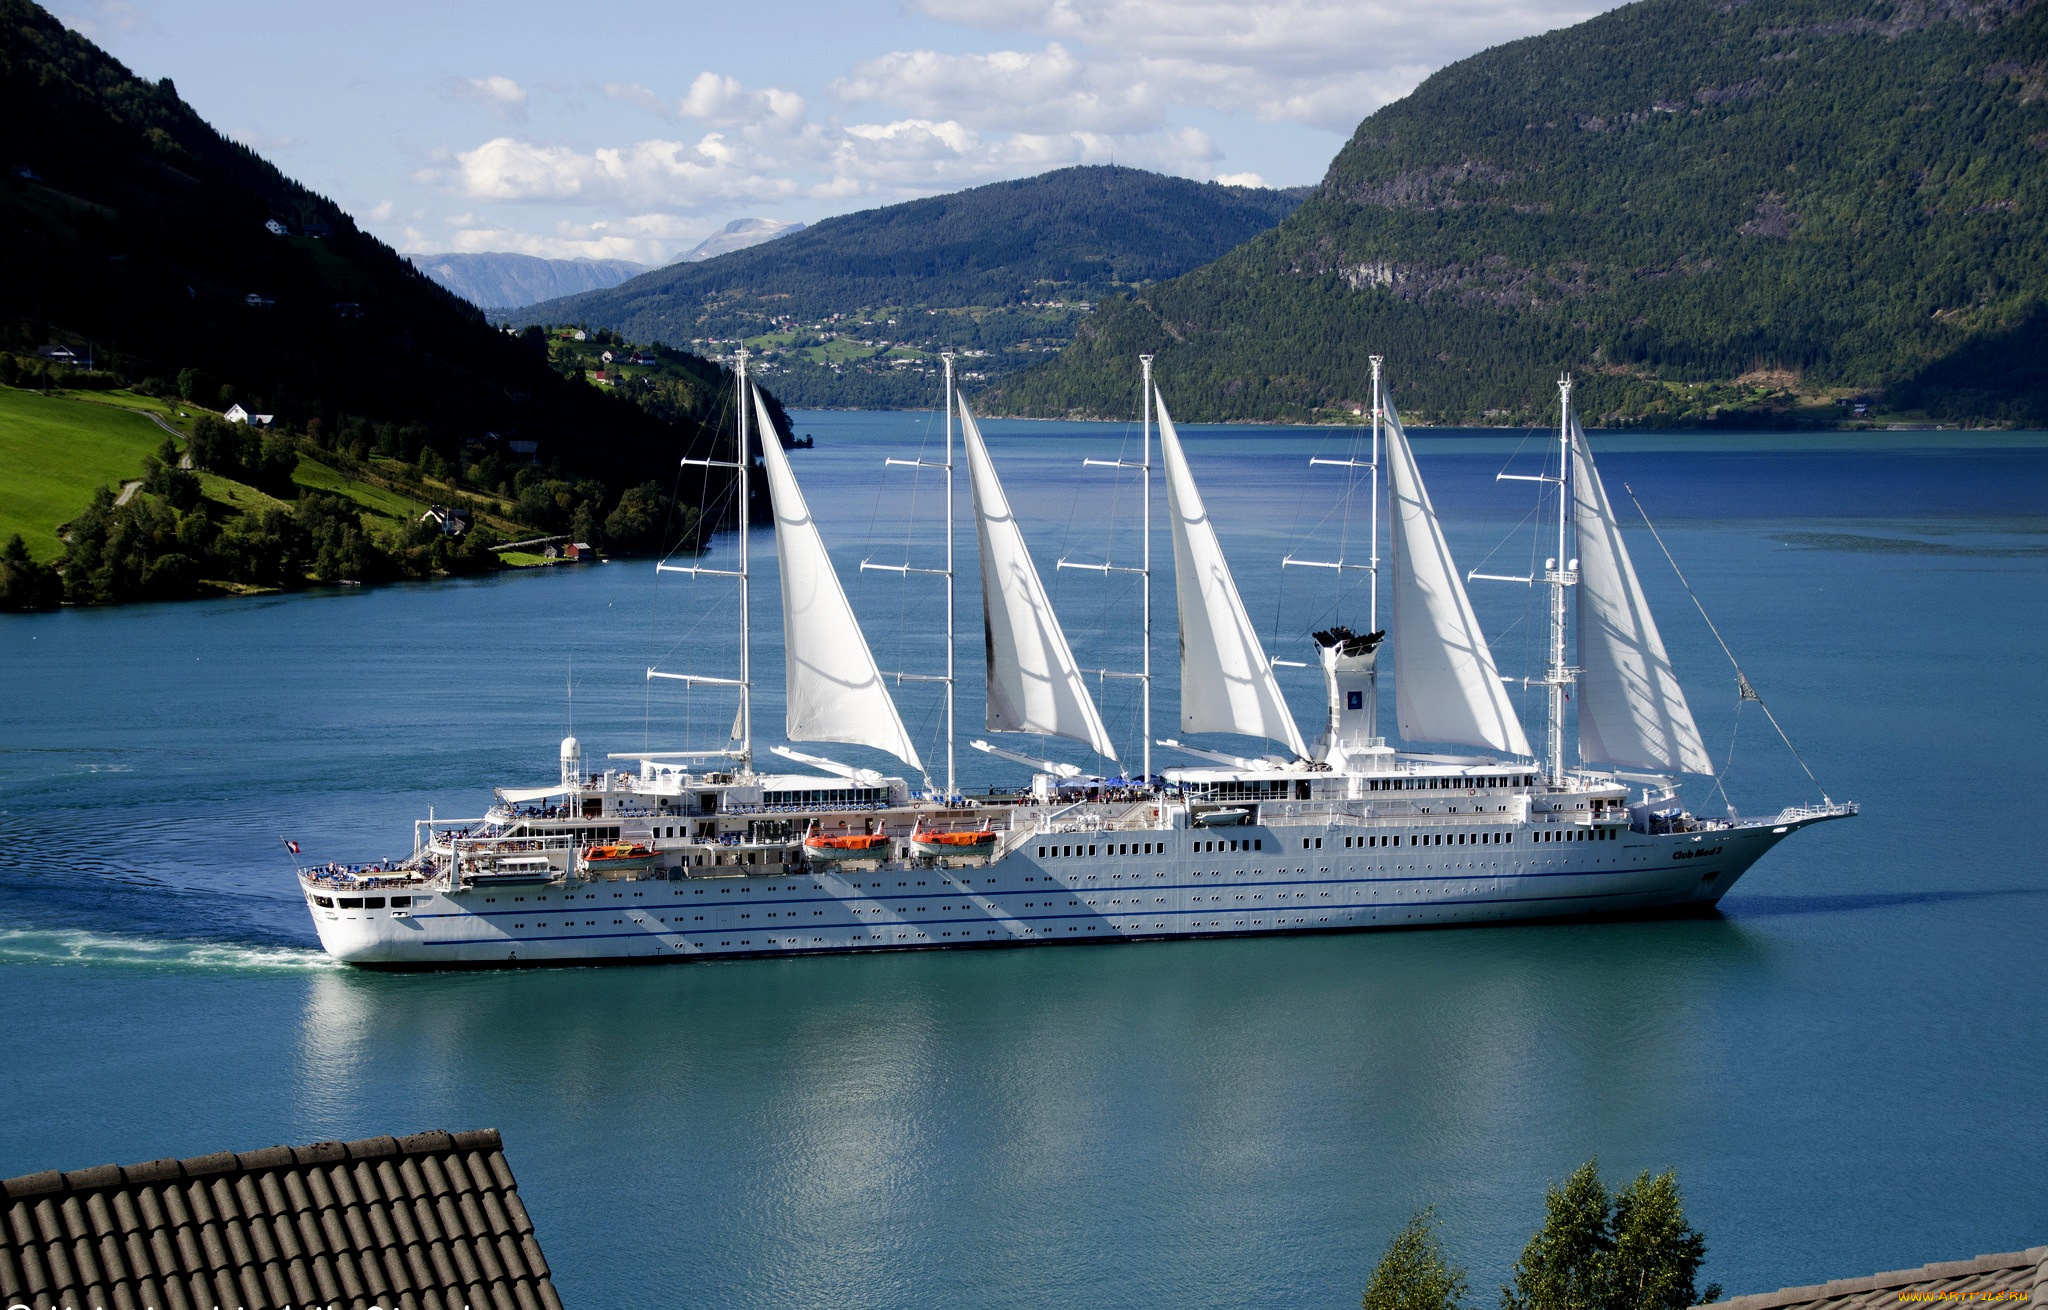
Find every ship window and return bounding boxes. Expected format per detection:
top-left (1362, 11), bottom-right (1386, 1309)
top-left (1089, 845), bottom-right (1096, 856)
top-left (311, 895), bottom-right (333, 908)
top-left (1254, 840), bottom-right (1262, 851)
top-left (363, 897), bottom-right (386, 908)
top-left (339, 898), bottom-right (362, 908)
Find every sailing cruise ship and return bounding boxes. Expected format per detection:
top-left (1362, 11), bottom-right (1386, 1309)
top-left (299, 354), bottom-right (1855, 967)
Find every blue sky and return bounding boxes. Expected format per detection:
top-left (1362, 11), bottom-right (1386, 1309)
top-left (54, 0), bottom-right (1607, 265)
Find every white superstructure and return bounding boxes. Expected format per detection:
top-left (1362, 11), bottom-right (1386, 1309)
top-left (301, 360), bottom-right (1854, 968)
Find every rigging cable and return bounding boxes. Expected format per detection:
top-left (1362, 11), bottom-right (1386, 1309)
top-left (1622, 482), bottom-right (1833, 806)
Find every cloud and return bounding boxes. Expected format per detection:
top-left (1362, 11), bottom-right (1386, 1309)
top-left (420, 114), bottom-right (1223, 218)
top-left (603, 81), bottom-right (672, 118)
top-left (368, 199), bottom-right (395, 222)
top-left (902, 0), bottom-right (1604, 130)
top-left (454, 75), bottom-right (529, 122)
top-left (403, 211), bottom-right (725, 263)
top-left (229, 127), bottom-right (300, 150)
top-left (834, 43), bottom-right (1163, 133)
top-left (678, 72), bottom-right (806, 129)
top-left (417, 134), bottom-right (806, 209)
top-left (1215, 171), bottom-right (1266, 188)
top-left (49, 0), bottom-right (150, 38)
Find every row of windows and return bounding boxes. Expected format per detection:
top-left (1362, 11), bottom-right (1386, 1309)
top-left (1195, 839), bottom-right (1261, 852)
top-left (1036, 841), bottom-right (1171, 858)
top-left (1190, 779), bottom-right (1297, 800)
top-left (1538, 828), bottom-right (1614, 842)
top-left (761, 787), bottom-right (888, 807)
top-left (1367, 774), bottom-right (1530, 792)
top-left (312, 895), bottom-right (413, 909)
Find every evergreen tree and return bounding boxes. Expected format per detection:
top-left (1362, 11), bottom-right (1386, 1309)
top-left (0, 535), bottom-right (64, 611)
top-left (1365, 1208), bottom-right (1469, 1310)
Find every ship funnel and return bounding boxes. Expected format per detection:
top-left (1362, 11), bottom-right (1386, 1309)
top-left (1311, 627), bottom-right (1383, 769)
top-left (560, 736), bottom-right (583, 787)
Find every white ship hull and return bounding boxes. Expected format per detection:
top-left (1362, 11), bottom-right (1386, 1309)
top-left (304, 809), bottom-right (1837, 969)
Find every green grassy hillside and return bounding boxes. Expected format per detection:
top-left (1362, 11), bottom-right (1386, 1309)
top-left (0, 387), bottom-right (175, 556)
top-left (995, 0), bottom-right (2048, 425)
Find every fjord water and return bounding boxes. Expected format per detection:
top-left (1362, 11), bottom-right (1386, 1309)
top-left (2, 415), bottom-right (2045, 1307)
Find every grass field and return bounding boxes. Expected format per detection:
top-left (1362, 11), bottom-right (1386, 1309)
top-left (0, 386), bottom-right (174, 559)
top-left (293, 455), bottom-right (430, 527)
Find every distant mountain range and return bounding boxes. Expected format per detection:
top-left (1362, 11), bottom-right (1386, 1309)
top-left (678, 217), bottom-right (805, 263)
top-left (416, 219), bottom-right (805, 311)
top-left (995, 0), bottom-right (2048, 426)
top-left (412, 253), bottom-right (650, 311)
top-left (513, 167), bottom-right (1307, 408)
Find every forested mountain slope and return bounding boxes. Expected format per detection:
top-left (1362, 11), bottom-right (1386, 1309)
top-left (0, 0), bottom-right (731, 486)
top-left (995, 0), bottom-right (2048, 426)
top-left (519, 167), bottom-right (1305, 408)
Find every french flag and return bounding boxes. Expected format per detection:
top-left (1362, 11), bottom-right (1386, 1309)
top-left (283, 838), bottom-right (301, 855)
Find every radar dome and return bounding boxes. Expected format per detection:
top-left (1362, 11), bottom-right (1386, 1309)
top-left (560, 735), bottom-right (583, 786)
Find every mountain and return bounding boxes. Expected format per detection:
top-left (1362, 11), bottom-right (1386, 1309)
top-left (516, 167), bottom-right (1306, 408)
top-left (0, 0), bottom-right (733, 494)
top-left (679, 217), bottom-right (805, 262)
top-left (413, 253), bottom-right (649, 310)
top-left (994, 0), bottom-right (2048, 427)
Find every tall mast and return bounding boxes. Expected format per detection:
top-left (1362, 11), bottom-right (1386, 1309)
top-left (1140, 353), bottom-right (1154, 784)
top-left (652, 348), bottom-right (754, 773)
top-left (863, 350), bottom-right (957, 796)
top-left (1544, 373), bottom-right (1577, 782)
top-left (737, 350), bottom-right (753, 768)
top-left (1369, 354), bottom-right (1383, 632)
top-left (943, 350), bottom-right (957, 796)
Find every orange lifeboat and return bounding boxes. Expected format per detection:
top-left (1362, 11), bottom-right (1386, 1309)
top-left (803, 823), bottom-right (891, 862)
top-left (580, 842), bottom-right (659, 873)
top-left (910, 824), bottom-right (997, 859)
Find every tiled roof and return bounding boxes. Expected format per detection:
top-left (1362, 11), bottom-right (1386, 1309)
top-left (0, 1128), bottom-right (564, 1310)
top-left (1705, 1244), bottom-right (2048, 1310)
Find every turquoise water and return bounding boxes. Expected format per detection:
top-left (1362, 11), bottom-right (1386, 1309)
top-left (2, 415), bottom-right (2045, 1306)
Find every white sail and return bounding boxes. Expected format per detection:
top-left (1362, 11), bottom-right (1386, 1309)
top-left (1157, 392), bottom-right (1309, 759)
top-left (1384, 400), bottom-right (1534, 756)
top-left (961, 404), bottom-right (1119, 760)
top-left (754, 391), bottom-right (924, 774)
top-left (1570, 418), bottom-right (1714, 775)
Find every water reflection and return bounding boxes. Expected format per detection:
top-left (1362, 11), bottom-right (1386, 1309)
top-left (294, 920), bottom-right (1774, 1308)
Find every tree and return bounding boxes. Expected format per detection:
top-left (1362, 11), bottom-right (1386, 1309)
top-left (1503, 1161), bottom-right (1717, 1310)
top-left (1365, 1208), bottom-right (1468, 1310)
top-left (142, 437), bottom-right (201, 511)
top-left (1609, 1171), bottom-right (1718, 1310)
top-left (0, 535), bottom-right (64, 611)
top-left (602, 480), bottom-right (672, 553)
top-left (1505, 1160), bottom-right (1613, 1310)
